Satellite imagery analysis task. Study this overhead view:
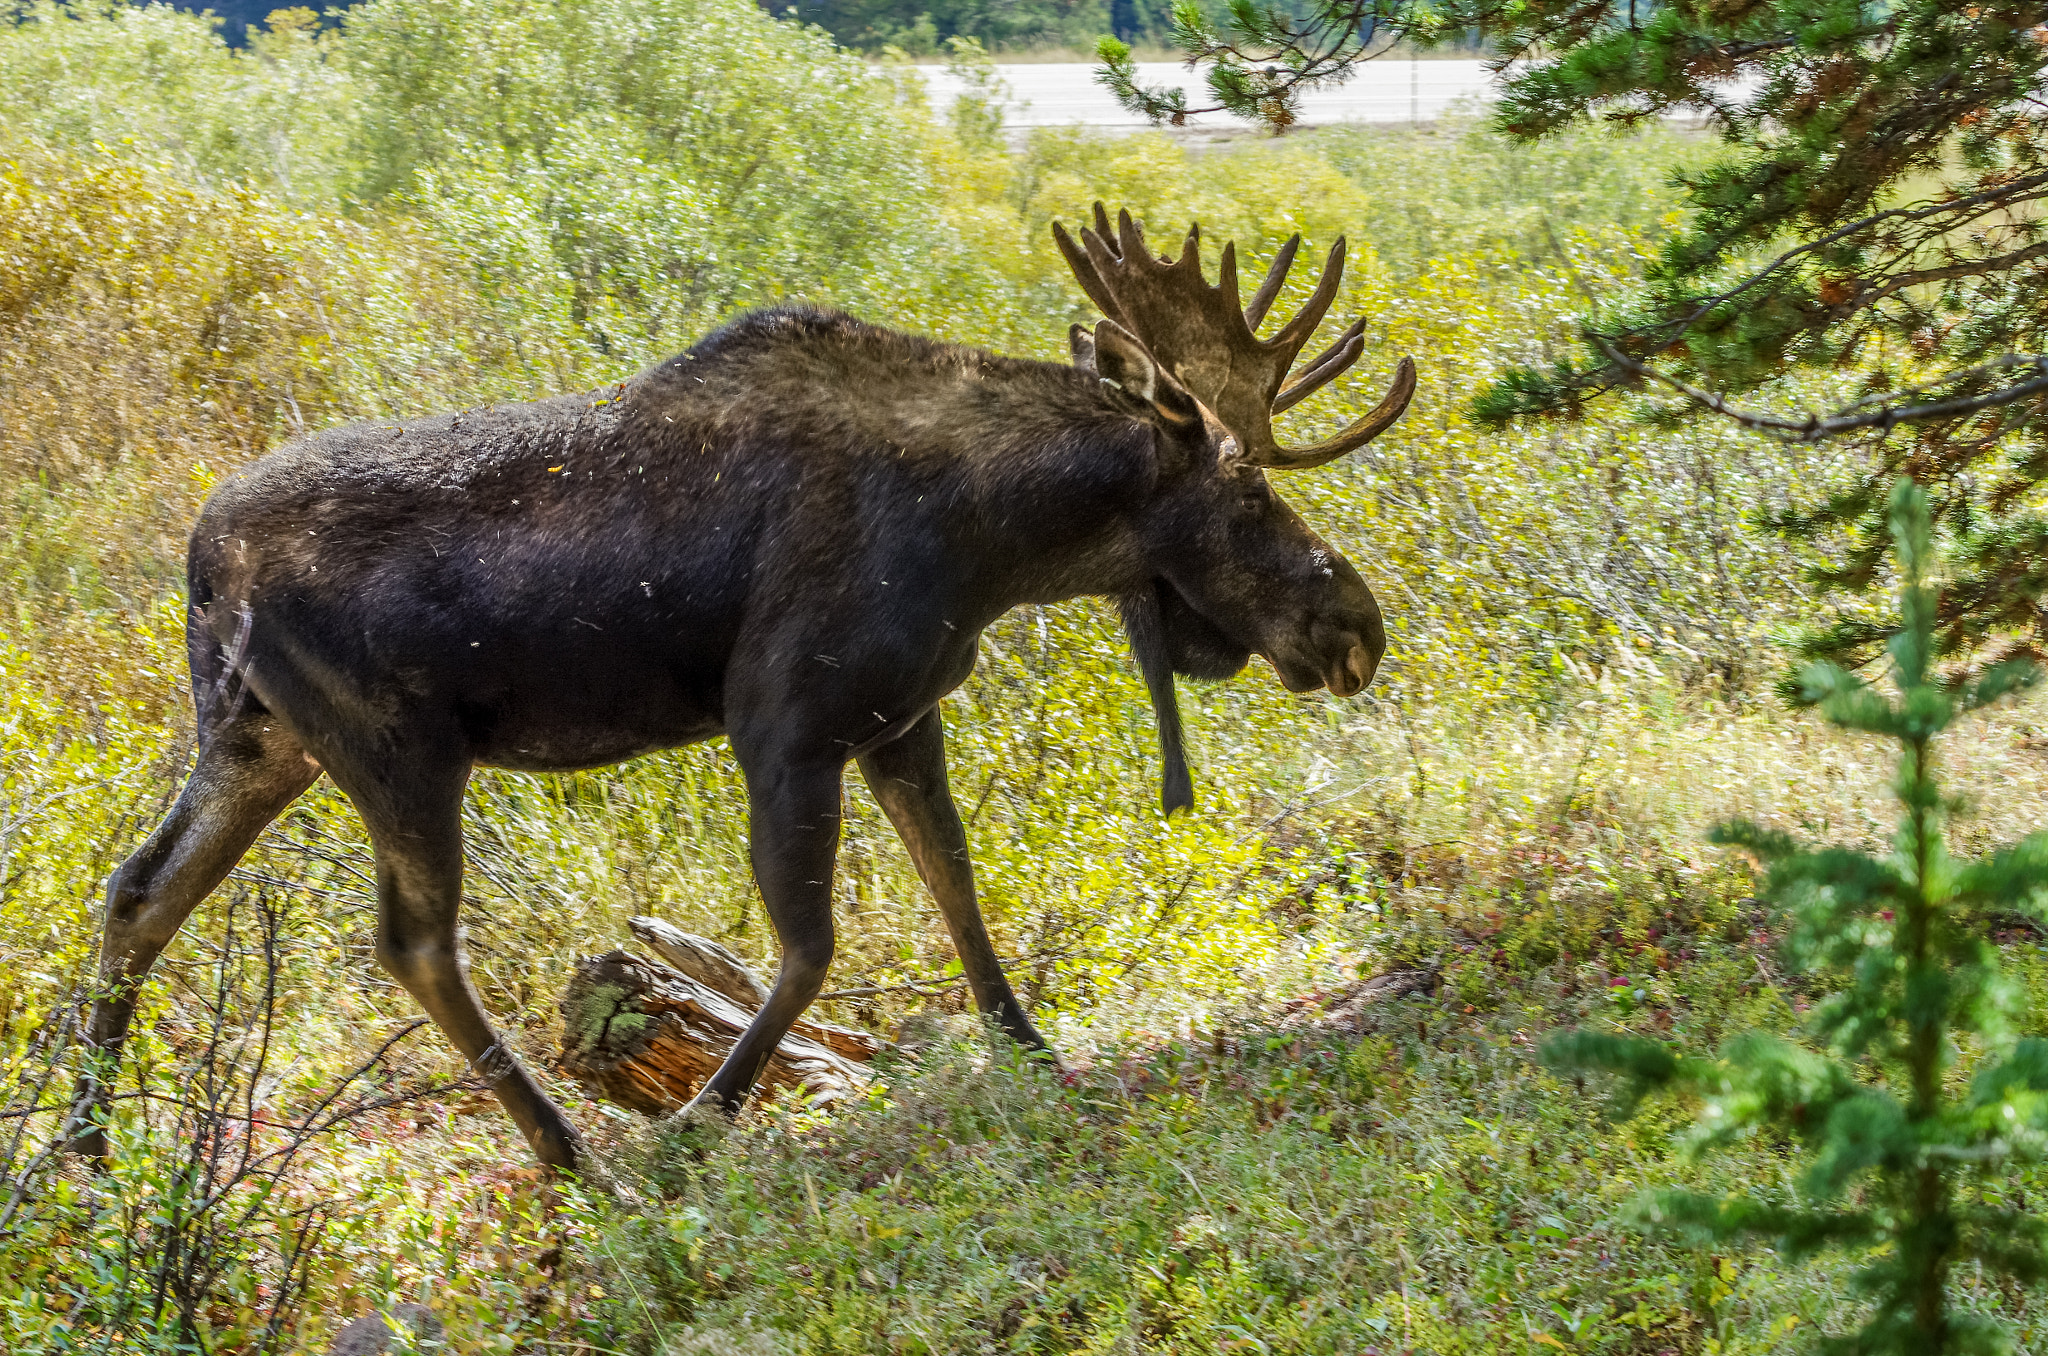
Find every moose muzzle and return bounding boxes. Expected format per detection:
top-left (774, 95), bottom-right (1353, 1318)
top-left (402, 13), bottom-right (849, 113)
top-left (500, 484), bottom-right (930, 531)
top-left (1336, 586), bottom-right (1386, 695)
top-left (1272, 584), bottom-right (1385, 697)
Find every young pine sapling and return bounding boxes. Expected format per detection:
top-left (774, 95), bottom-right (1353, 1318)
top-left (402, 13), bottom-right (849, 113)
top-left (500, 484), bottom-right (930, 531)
top-left (1551, 479), bottom-right (2048, 1354)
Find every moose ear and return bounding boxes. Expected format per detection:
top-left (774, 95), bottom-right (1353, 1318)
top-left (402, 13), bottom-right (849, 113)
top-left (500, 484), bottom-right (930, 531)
top-left (1068, 322), bottom-right (1098, 374)
top-left (1091, 319), bottom-right (1200, 427)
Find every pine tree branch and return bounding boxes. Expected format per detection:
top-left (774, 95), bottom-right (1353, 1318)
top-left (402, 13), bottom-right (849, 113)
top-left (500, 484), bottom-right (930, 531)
top-left (1842, 238), bottom-right (2048, 320)
top-left (1610, 170), bottom-right (2048, 358)
top-left (1591, 340), bottom-right (2048, 444)
top-left (1096, 0), bottom-right (1414, 128)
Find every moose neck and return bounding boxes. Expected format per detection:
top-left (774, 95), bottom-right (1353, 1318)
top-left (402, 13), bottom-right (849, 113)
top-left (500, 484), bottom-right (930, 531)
top-left (950, 417), bottom-right (1161, 618)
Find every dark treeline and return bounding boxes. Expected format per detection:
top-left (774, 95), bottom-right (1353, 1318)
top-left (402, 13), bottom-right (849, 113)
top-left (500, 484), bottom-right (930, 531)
top-left (172, 0), bottom-right (1177, 51)
top-left (168, 0), bottom-right (343, 42)
top-left (171, 0), bottom-right (1477, 54)
top-left (773, 0), bottom-right (1168, 52)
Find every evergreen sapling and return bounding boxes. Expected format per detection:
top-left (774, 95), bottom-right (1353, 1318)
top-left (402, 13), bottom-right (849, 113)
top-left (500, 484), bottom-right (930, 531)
top-left (1550, 479), bottom-right (2048, 1354)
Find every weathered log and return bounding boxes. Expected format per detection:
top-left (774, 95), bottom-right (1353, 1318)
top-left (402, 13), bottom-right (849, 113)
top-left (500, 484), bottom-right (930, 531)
top-left (627, 916), bottom-right (769, 1006)
top-left (790, 1014), bottom-right (889, 1064)
top-left (623, 918), bottom-right (887, 1062)
top-left (558, 950), bottom-right (877, 1114)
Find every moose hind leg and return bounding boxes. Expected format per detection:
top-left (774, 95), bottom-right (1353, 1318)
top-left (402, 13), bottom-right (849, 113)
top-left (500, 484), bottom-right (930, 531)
top-left (859, 708), bottom-right (1050, 1053)
top-left (343, 754), bottom-right (584, 1173)
top-left (69, 712), bottom-right (319, 1157)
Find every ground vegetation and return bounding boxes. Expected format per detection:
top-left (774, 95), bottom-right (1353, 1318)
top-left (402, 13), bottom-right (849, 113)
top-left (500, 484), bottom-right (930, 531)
top-left (1557, 481), bottom-right (2048, 1356)
top-left (2, 2), bottom-right (2046, 1352)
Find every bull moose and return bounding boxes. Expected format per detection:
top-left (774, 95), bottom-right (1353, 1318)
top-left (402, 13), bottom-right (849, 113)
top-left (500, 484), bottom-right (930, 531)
top-left (68, 205), bottom-right (1415, 1173)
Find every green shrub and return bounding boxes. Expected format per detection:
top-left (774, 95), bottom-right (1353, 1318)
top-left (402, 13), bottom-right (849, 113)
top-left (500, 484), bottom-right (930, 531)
top-left (342, 0), bottom-right (1000, 364)
top-left (0, 2), bottom-right (356, 205)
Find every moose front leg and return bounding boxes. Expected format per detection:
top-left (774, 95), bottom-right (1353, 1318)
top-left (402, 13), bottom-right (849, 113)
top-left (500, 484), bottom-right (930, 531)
top-left (859, 709), bottom-right (1050, 1053)
top-left (688, 759), bottom-right (845, 1115)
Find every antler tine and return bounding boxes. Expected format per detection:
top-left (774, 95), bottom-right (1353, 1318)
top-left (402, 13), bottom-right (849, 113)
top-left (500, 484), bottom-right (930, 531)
top-left (1216, 240), bottom-right (1243, 322)
top-left (1259, 357), bottom-right (1419, 470)
top-left (1242, 234), bottom-right (1301, 333)
top-left (1092, 201), bottom-right (1115, 244)
top-left (1272, 317), bottom-right (1366, 415)
top-left (1052, 218), bottom-right (1129, 329)
top-left (1080, 225), bottom-right (1135, 315)
top-left (1177, 224), bottom-right (1201, 271)
top-left (1117, 208), bottom-right (1146, 270)
top-left (1268, 237), bottom-right (1347, 356)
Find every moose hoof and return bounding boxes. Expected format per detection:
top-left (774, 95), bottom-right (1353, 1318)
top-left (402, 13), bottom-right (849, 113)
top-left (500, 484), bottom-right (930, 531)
top-left (654, 1096), bottom-right (737, 1163)
top-left (531, 1125), bottom-right (584, 1176)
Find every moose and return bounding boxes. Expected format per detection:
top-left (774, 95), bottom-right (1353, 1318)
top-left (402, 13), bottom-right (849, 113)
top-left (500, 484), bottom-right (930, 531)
top-left (67, 205), bottom-right (1414, 1173)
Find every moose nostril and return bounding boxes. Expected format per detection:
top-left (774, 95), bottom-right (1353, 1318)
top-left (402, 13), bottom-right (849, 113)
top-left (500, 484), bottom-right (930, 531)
top-left (1345, 642), bottom-right (1375, 692)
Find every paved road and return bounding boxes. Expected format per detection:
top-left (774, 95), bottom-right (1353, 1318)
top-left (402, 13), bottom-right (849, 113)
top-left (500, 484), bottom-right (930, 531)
top-left (915, 60), bottom-right (1498, 133)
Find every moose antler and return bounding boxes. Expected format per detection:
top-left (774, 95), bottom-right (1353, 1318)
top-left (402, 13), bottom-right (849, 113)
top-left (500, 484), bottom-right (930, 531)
top-left (1053, 203), bottom-right (1416, 469)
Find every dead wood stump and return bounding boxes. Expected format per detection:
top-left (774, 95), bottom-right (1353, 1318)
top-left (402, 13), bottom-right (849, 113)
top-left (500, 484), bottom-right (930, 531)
top-left (1277, 968), bottom-right (1441, 1035)
top-left (627, 916), bottom-right (769, 1007)
top-left (558, 949), bottom-right (880, 1114)
top-left (621, 920), bottom-right (886, 1062)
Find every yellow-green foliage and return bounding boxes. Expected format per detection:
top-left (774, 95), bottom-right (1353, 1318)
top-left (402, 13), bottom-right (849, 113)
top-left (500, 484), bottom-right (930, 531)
top-left (0, 0), bottom-right (1838, 1148)
top-left (0, 140), bottom-right (537, 630)
top-left (1, 2), bottom-right (2023, 1351)
top-left (0, 4), bottom-right (356, 204)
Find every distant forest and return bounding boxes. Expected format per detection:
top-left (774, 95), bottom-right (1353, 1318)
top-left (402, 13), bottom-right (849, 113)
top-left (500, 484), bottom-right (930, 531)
top-left (168, 0), bottom-right (343, 42)
top-left (171, 0), bottom-right (1182, 50)
top-left (773, 0), bottom-right (1177, 54)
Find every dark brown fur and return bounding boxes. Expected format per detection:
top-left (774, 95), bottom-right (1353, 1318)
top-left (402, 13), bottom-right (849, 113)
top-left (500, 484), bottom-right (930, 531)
top-left (69, 304), bottom-right (1386, 1171)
